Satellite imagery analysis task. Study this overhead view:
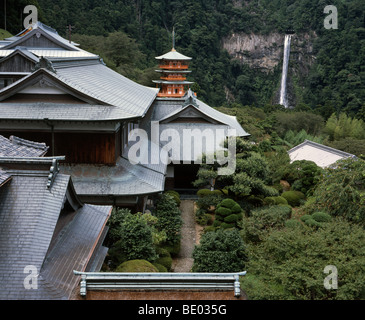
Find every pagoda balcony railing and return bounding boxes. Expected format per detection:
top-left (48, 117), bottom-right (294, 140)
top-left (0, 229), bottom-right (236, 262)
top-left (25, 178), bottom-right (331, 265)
top-left (157, 92), bottom-right (186, 98)
top-left (159, 65), bottom-right (189, 70)
top-left (160, 76), bottom-right (187, 81)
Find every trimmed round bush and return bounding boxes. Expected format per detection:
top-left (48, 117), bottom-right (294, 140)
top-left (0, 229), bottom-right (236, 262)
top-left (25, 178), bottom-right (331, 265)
top-left (224, 214), bottom-right (239, 224)
top-left (116, 260), bottom-right (158, 273)
top-left (312, 212), bottom-right (332, 223)
top-left (231, 203), bottom-right (243, 213)
top-left (305, 218), bottom-right (322, 228)
top-left (221, 222), bottom-right (235, 229)
top-left (197, 189), bottom-right (223, 197)
top-left (281, 191), bottom-right (306, 207)
top-left (215, 206), bottom-right (232, 217)
top-left (300, 214), bottom-right (312, 222)
top-left (224, 213), bottom-right (243, 224)
top-left (215, 198), bottom-right (244, 229)
top-left (275, 196), bottom-right (288, 205)
top-left (152, 263), bottom-right (168, 272)
top-left (219, 198), bottom-right (237, 209)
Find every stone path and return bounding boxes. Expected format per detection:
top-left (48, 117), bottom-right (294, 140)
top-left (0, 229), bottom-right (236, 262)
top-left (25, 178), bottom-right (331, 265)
top-left (171, 200), bottom-right (199, 273)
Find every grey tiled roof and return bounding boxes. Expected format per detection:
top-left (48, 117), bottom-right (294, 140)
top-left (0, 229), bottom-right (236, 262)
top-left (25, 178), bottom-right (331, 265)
top-left (152, 92), bottom-right (250, 137)
top-left (0, 171), bottom-right (71, 299)
top-left (155, 49), bottom-right (192, 61)
top-left (0, 62), bottom-right (159, 120)
top-left (0, 162), bottom-right (112, 300)
top-left (0, 168), bottom-right (11, 187)
top-left (0, 103), bottom-right (136, 121)
top-left (3, 22), bottom-right (79, 51)
top-left (0, 135), bottom-right (49, 157)
top-left (39, 204), bottom-right (111, 299)
top-left (55, 63), bottom-right (159, 117)
top-left (0, 49), bottom-right (98, 59)
top-left (60, 156), bottom-right (166, 197)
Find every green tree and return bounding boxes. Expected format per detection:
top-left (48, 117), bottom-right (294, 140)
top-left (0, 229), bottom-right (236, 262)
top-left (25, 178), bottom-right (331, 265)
top-left (107, 210), bottom-right (158, 268)
top-left (194, 138), bottom-right (278, 201)
top-left (309, 158), bottom-right (365, 225)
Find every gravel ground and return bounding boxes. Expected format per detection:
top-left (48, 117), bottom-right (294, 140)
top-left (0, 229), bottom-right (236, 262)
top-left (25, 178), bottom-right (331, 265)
top-left (171, 200), bottom-right (202, 273)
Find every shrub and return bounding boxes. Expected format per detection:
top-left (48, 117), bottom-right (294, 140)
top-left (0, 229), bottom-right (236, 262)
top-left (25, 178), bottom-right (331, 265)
top-left (165, 190), bottom-right (181, 206)
top-left (197, 189), bottom-right (224, 197)
top-left (156, 247), bottom-right (171, 258)
top-left (264, 196), bottom-right (288, 206)
top-left (107, 212), bottom-right (157, 268)
top-left (221, 222), bottom-right (235, 229)
top-left (300, 215), bottom-right (312, 222)
top-left (204, 226), bottom-right (216, 233)
top-left (224, 213), bottom-right (243, 224)
top-left (219, 198), bottom-right (238, 209)
top-left (192, 229), bottom-right (247, 273)
top-left (281, 191), bottom-right (306, 207)
top-left (163, 242), bottom-right (181, 257)
top-left (196, 194), bottom-right (223, 211)
top-left (155, 256), bottom-right (173, 271)
top-left (310, 158), bottom-right (365, 226)
top-left (312, 211), bottom-right (332, 223)
top-left (305, 218), bottom-right (323, 228)
top-left (115, 260), bottom-right (158, 273)
top-left (213, 220), bottom-right (222, 227)
top-left (264, 197), bottom-right (276, 205)
top-left (241, 205), bottom-right (292, 243)
top-left (155, 194), bottom-right (183, 246)
top-left (285, 219), bottom-right (303, 229)
top-left (152, 263), bottom-right (168, 272)
top-left (215, 206), bottom-right (232, 217)
top-left (215, 198), bottom-right (243, 229)
top-left (195, 209), bottom-right (213, 226)
top-left (243, 218), bottom-right (365, 300)
top-left (275, 196), bottom-right (288, 205)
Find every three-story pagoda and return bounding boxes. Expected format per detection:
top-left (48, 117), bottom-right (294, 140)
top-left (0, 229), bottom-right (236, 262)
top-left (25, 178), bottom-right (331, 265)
top-left (153, 40), bottom-right (193, 98)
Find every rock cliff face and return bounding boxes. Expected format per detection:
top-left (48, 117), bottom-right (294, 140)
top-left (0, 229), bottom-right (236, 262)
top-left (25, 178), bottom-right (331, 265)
top-left (222, 31), bottom-right (317, 105)
top-left (222, 32), bottom-right (317, 73)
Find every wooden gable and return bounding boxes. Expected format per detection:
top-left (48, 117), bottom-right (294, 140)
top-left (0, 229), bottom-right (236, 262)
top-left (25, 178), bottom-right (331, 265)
top-left (0, 50), bottom-right (37, 73)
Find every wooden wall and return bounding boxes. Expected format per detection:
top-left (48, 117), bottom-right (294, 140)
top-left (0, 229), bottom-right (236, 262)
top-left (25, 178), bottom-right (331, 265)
top-left (0, 130), bottom-right (121, 165)
top-left (0, 55), bottom-right (35, 73)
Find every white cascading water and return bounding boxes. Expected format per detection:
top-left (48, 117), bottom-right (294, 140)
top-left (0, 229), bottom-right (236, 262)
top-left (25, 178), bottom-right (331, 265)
top-left (279, 34), bottom-right (292, 109)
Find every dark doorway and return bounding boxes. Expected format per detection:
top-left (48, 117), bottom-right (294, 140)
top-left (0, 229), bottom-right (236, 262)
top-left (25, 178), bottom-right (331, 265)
top-left (174, 164), bottom-right (200, 189)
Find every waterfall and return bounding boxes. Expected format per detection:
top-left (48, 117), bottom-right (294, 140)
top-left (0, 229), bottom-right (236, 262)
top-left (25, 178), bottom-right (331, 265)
top-left (279, 34), bottom-right (292, 109)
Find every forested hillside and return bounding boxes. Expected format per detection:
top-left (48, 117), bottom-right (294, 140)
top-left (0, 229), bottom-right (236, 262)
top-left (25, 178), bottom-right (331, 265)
top-left (3, 0), bottom-right (364, 118)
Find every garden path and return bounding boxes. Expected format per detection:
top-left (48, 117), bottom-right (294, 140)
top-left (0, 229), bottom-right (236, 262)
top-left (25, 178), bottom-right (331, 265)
top-left (171, 200), bottom-right (203, 273)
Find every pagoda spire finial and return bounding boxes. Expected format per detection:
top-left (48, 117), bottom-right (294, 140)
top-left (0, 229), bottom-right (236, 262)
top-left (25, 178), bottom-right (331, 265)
top-left (172, 27), bottom-right (176, 52)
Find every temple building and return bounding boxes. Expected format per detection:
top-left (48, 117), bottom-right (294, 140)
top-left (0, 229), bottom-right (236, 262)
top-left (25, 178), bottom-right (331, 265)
top-left (0, 21), bottom-right (250, 300)
top-left (0, 21), bottom-right (249, 206)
